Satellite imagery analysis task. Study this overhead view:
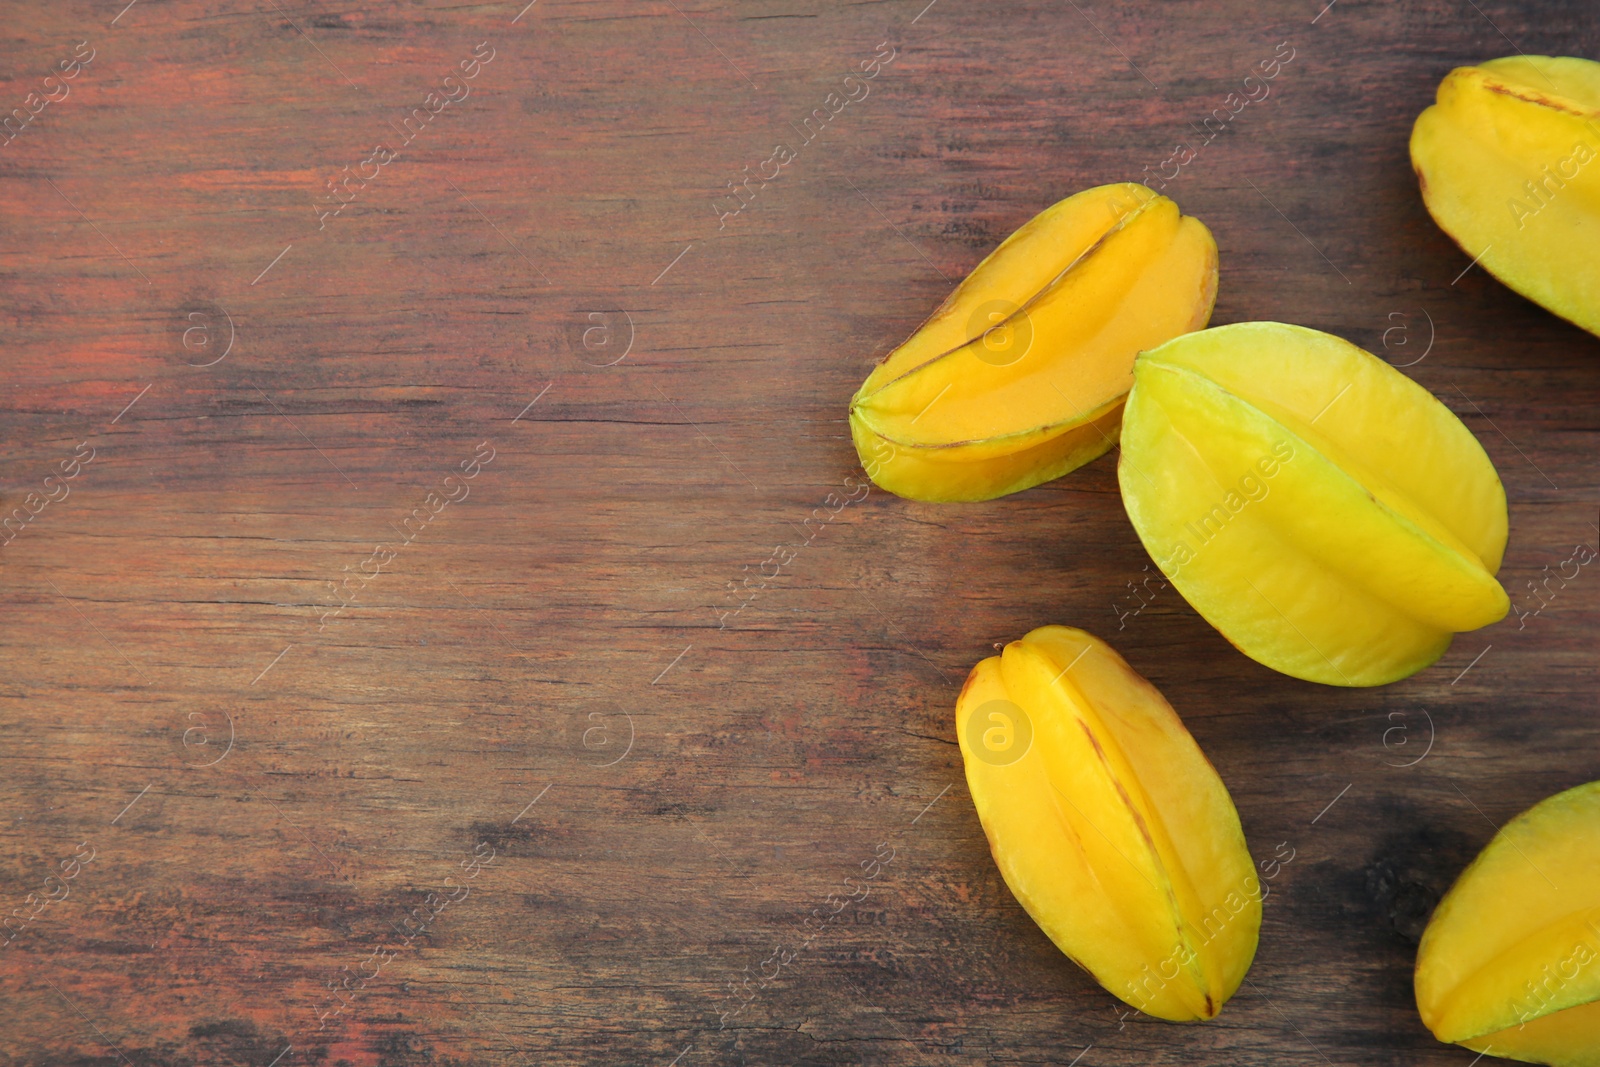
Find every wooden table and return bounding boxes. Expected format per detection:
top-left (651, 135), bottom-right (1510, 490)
top-left (2, 0), bottom-right (1595, 1063)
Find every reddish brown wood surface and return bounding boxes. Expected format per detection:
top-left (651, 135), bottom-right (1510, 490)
top-left (1, 0), bottom-right (1597, 1064)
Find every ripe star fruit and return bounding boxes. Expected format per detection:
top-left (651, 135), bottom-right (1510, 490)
top-left (1411, 55), bottom-right (1600, 337)
top-left (849, 183), bottom-right (1218, 502)
top-left (956, 626), bottom-right (1259, 1021)
top-left (1117, 322), bottom-right (1509, 687)
top-left (1416, 781), bottom-right (1600, 1066)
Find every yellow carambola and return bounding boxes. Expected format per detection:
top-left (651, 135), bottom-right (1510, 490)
top-left (1417, 781), bottom-right (1600, 1067)
top-left (957, 626), bottom-right (1259, 1021)
top-left (1411, 55), bottom-right (1600, 337)
top-left (1118, 322), bottom-right (1509, 687)
top-left (850, 183), bottom-right (1217, 502)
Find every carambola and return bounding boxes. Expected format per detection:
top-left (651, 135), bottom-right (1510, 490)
top-left (851, 183), bottom-right (1217, 502)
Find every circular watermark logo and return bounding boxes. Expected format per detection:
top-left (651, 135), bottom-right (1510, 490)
top-left (572, 701), bottom-right (634, 768)
top-left (1381, 708), bottom-right (1434, 768)
top-left (177, 708), bottom-right (235, 768)
top-left (175, 301), bottom-right (235, 368)
top-left (1380, 308), bottom-right (1433, 368)
top-left (966, 299), bottom-right (1032, 367)
top-left (566, 309), bottom-right (635, 367)
top-left (965, 698), bottom-right (1032, 766)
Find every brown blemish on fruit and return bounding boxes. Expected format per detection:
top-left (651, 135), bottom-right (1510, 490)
top-left (1482, 78), bottom-right (1593, 116)
top-left (1079, 719), bottom-right (1165, 873)
top-left (1077, 715), bottom-right (1212, 1017)
top-left (956, 667), bottom-right (982, 706)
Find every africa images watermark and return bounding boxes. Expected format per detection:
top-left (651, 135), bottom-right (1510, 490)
top-left (1112, 563), bottom-right (1168, 631)
top-left (1, 39), bottom-right (95, 149)
top-left (1, 440), bottom-right (96, 550)
top-left (309, 839), bottom-right (499, 1032)
top-left (1137, 40), bottom-right (1296, 191)
top-left (1113, 843), bottom-right (1295, 1028)
top-left (712, 40), bottom-right (898, 231)
top-left (1508, 909), bottom-right (1600, 1029)
top-left (1156, 439), bottom-right (1295, 580)
top-left (714, 839), bottom-right (898, 1028)
top-left (1511, 539), bottom-right (1595, 629)
top-left (1, 841), bottom-right (97, 951)
top-left (318, 440), bottom-right (496, 629)
top-left (1507, 137), bottom-right (1598, 230)
top-left (314, 42), bottom-right (498, 230)
top-left (715, 472), bottom-right (870, 629)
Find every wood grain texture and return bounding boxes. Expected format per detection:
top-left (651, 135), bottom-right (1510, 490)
top-left (0, 0), bottom-right (1596, 1064)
